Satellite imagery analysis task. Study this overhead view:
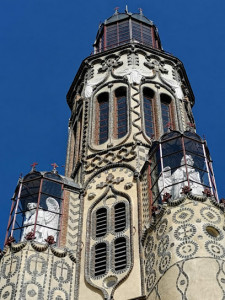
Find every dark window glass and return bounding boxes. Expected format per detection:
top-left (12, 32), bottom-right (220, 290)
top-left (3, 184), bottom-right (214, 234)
top-left (161, 94), bottom-right (172, 133)
top-left (115, 87), bottom-right (127, 138)
top-left (114, 203), bottom-right (126, 232)
top-left (94, 243), bottom-right (107, 276)
top-left (161, 137), bottom-right (183, 157)
top-left (132, 21), bottom-right (153, 46)
top-left (114, 237), bottom-right (127, 271)
top-left (143, 88), bottom-right (155, 138)
top-left (184, 138), bottom-right (204, 157)
top-left (96, 208), bottom-right (107, 238)
top-left (98, 93), bottom-right (109, 144)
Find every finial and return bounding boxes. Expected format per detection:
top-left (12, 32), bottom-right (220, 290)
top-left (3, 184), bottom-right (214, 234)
top-left (125, 5), bottom-right (128, 13)
top-left (51, 162), bottom-right (59, 173)
top-left (138, 8), bottom-right (143, 15)
top-left (114, 7), bottom-right (119, 14)
top-left (31, 162), bottom-right (38, 172)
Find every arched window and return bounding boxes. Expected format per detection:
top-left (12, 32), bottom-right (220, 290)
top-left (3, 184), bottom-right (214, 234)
top-left (94, 88), bottom-right (128, 146)
top-left (161, 94), bottom-right (172, 133)
top-left (143, 88), bottom-right (155, 138)
top-left (114, 87), bottom-right (127, 139)
top-left (114, 237), bottom-right (127, 271)
top-left (114, 202), bottom-right (126, 232)
top-left (96, 207), bottom-right (107, 238)
top-left (94, 242), bottom-right (107, 276)
top-left (96, 92), bottom-right (109, 144)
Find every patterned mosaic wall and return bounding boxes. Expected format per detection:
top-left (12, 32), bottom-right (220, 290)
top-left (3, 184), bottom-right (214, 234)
top-left (0, 241), bottom-right (76, 300)
top-left (143, 196), bottom-right (225, 299)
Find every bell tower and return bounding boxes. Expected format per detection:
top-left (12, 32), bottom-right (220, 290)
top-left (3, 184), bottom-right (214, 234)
top-left (1, 8), bottom-right (225, 300)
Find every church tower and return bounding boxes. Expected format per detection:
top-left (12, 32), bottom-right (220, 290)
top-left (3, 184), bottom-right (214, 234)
top-left (1, 8), bottom-right (225, 300)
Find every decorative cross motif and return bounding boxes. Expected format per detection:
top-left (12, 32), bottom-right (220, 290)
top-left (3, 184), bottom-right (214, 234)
top-left (31, 162), bottom-right (38, 171)
top-left (56, 261), bottom-right (68, 281)
top-left (30, 255), bottom-right (44, 275)
top-left (96, 173), bottom-right (124, 189)
top-left (51, 163), bottom-right (58, 173)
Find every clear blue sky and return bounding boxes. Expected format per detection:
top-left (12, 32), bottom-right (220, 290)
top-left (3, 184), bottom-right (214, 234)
top-left (1, 0), bottom-right (225, 247)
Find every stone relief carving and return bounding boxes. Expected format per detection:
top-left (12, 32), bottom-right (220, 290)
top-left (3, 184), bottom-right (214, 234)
top-left (115, 67), bottom-right (150, 84)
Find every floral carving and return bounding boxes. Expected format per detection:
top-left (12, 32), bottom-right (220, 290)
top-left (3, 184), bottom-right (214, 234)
top-left (45, 235), bottom-right (56, 245)
top-left (25, 231), bottom-right (36, 240)
top-left (181, 186), bottom-right (192, 194)
top-left (98, 55), bottom-right (123, 73)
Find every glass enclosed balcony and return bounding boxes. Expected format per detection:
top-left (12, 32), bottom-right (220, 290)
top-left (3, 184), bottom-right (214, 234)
top-left (149, 131), bottom-right (218, 204)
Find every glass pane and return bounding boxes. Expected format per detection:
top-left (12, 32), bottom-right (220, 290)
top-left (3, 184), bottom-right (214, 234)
top-left (163, 151), bottom-right (184, 171)
top-left (20, 179), bottom-right (41, 199)
top-left (184, 131), bottom-right (202, 141)
top-left (98, 94), bottom-right (109, 144)
top-left (42, 179), bottom-right (62, 198)
top-left (161, 137), bottom-right (183, 157)
top-left (40, 194), bottom-right (61, 213)
top-left (184, 138), bottom-right (204, 157)
top-left (185, 152), bottom-right (207, 171)
top-left (144, 96), bottom-right (154, 137)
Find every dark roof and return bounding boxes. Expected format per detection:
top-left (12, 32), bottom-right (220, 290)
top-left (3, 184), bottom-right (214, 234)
top-left (104, 12), bottom-right (153, 26)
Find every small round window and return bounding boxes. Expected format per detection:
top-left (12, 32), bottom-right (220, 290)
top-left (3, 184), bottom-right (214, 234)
top-left (206, 226), bottom-right (220, 238)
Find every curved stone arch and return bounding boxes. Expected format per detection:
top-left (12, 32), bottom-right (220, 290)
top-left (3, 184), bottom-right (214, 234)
top-left (83, 162), bottom-right (137, 190)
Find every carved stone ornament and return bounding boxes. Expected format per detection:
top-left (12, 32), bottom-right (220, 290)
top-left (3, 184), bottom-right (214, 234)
top-left (124, 182), bottom-right (133, 190)
top-left (115, 67), bottom-right (150, 84)
top-left (25, 231), bottom-right (36, 241)
top-left (162, 192), bottom-right (172, 203)
top-left (98, 55), bottom-right (123, 73)
top-left (45, 235), bottom-right (56, 245)
top-left (202, 188), bottom-right (212, 197)
top-left (88, 193), bottom-right (96, 200)
top-left (144, 58), bottom-right (168, 74)
top-left (96, 173), bottom-right (124, 189)
top-left (5, 236), bottom-right (15, 246)
top-left (181, 186), bottom-right (192, 194)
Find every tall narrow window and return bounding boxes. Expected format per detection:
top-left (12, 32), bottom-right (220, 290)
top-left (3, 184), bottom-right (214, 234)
top-left (97, 93), bottom-right (109, 144)
top-left (161, 94), bottom-right (172, 133)
top-left (114, 237), bottom-right (127, 271)
top-left (94, 243), bottom-right (107, 276)
top-left (143, 88), bottom-right (155, 138)
top-left (114, 87), bottom-right (127, 139)
top-left (96, 208), bottom-right (107, 238)
top-left (114, 203), bottom-right (126, 232)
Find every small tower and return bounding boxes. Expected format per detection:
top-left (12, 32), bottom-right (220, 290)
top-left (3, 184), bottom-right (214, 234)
top-left (1, 8), bottom-right (225, 300)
